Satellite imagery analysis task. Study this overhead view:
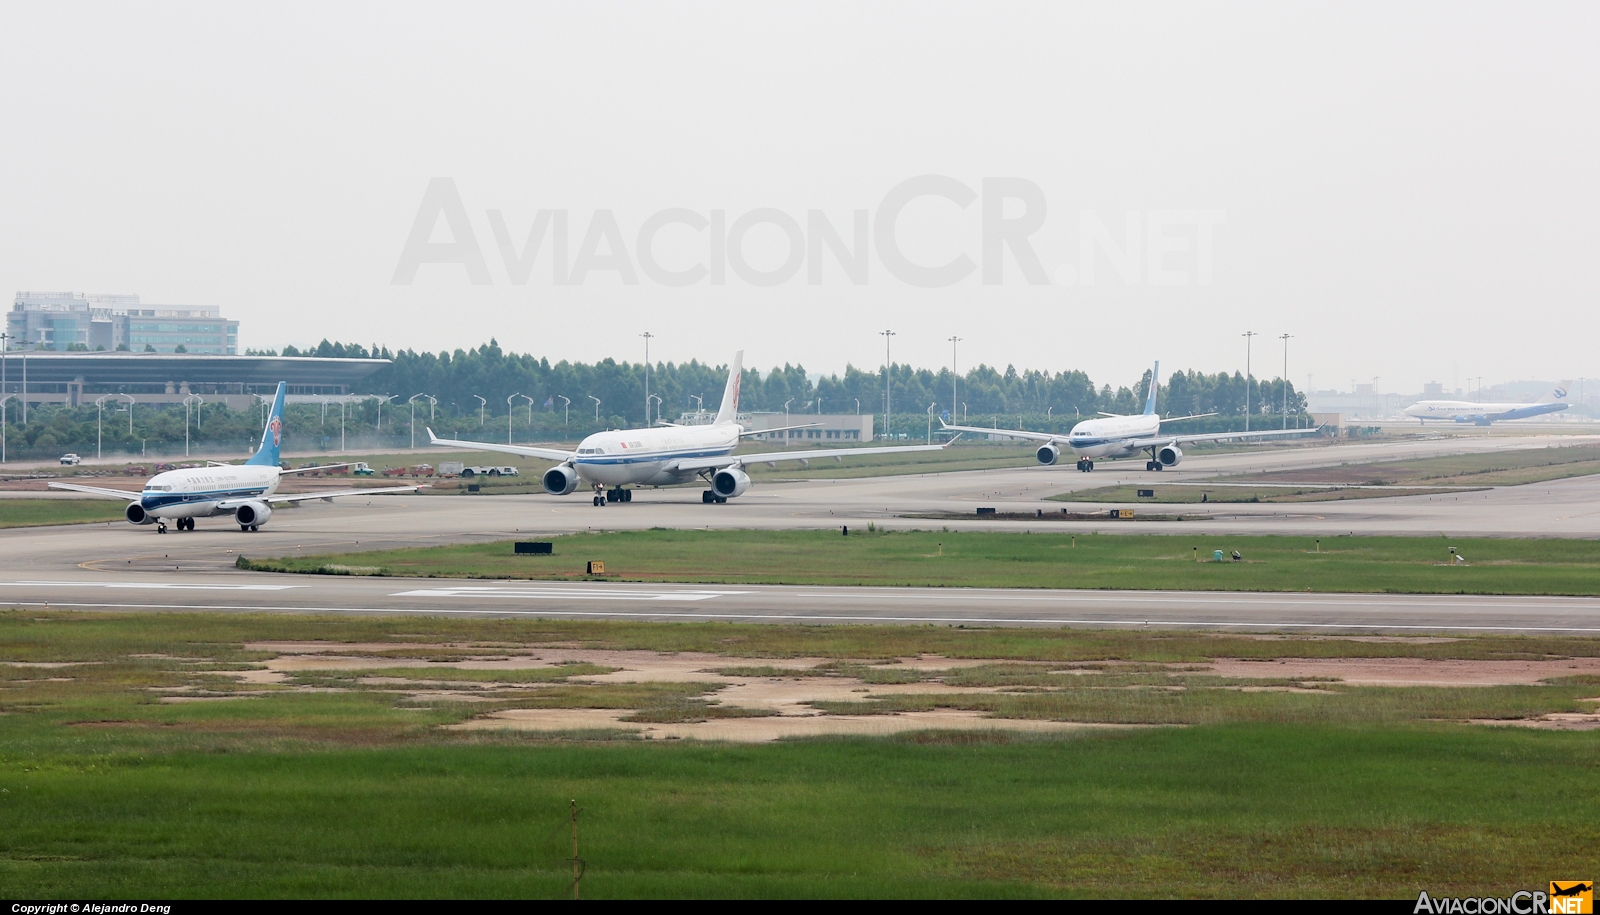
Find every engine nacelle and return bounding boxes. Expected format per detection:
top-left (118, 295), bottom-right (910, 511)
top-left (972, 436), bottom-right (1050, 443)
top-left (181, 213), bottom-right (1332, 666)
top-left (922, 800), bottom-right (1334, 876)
top-left (1036, 444), bottom-right (1060, 465)
top-left (1157, 444), bottom-right (1183, 467)
top-left (125, 501), bottom-right (154, 525)
top-left (234, 501), bottom-right (272, 527)
top-left (712, 467), bottom-right (751, 499)
top-left (543, 464), bottom-right (580, 496)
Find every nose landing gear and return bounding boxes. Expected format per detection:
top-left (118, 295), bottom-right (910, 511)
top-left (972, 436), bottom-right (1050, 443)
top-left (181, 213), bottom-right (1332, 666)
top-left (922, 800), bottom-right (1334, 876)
top-left (1076, 459), bottom-right (1094, 472)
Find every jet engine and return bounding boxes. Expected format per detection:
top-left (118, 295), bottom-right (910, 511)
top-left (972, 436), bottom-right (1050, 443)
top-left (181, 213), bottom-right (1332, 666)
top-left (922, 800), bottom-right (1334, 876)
top-left (234, 501), bottom-right (272, 527)
top-left (1157, 444), bottom-right (1183, 467)
top-left (712, 467), bottom-right (751, 499)
top-left (125, 502), bottom-right (154, 525)
top-left (543, 465), bottom-right (580, 496)
top-left (1036, 444), bottom-right (1060, 465)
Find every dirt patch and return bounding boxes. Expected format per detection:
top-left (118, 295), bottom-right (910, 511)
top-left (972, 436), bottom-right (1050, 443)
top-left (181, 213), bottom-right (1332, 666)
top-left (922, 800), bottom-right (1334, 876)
top-left (453, 707), bottom-right (1145, 742)
top-left (1204, 657), bottom-right (1600, 687)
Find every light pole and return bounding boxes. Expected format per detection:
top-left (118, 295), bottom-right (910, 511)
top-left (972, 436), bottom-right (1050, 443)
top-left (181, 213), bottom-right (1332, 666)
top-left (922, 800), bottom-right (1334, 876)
top-left (0, 394), bottom-right (12, 463)
top-left (183, 394), bottom-right (204, 456)
top-left (0, 333), bottom-right (8, 412)
top-left (408, 393), bottom-right (431, 450)
top-left (121, 392), bottom-right (135, 436)
top-left (588, 395), bottom-right (601, 422)
top-left (689, 394), bottom-right (702, 419)
top-left (1241, 331), bottom-right (1257, 431)
top-left (518, 394), bottom-right (535, 435)
top-left (879, 329), bottom-right (895, 440)
top-left (1279, 334), bottom-right (1292, 429)
top-left (506, 392), bottom-right (522, 444)
top-left (472, 395), bottom-right (486, 427)
top-left (648, 393), bottom-right (661, 425)
top-left (853, 398), bottom-right (859, 415)
top-left (94, 394), bottom-right (114, 461)
top-left (640, 331), bottom-right (653, 425)
top-left (557, 395), bottom-right (570, 426)
top-left (948, 335), bottom-right (961, 427)
top-left (375, 395), bottom-right (392, 440)
top-left (927, 403), bottom-right (935, 443)
top-left (339, 398), bottom-right (347, 451)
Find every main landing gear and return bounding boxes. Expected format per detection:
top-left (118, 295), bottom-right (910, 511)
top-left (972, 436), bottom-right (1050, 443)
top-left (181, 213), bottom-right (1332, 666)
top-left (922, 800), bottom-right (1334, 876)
top-left (238, 523), bottom-right (259, 532)
top-left (1145, 461), bottom-right (1166, 472)
top-left (701, 491), bottom-right (727, 504)
top-left (593, 487), bottom-right (633, 507)
top-left (1075, 459), bottom-right (1095, 472)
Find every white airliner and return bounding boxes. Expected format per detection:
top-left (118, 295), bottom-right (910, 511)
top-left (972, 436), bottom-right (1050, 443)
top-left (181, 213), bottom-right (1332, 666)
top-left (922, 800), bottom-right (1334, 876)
top-left (1402, 386), bottom-right (1570, 425)
top-left (942, 361), bottom-right (1319, 472)
top-left (49, 382), bottom-right (422, 532)
top-left (427, 351), bottom-right (950, 505)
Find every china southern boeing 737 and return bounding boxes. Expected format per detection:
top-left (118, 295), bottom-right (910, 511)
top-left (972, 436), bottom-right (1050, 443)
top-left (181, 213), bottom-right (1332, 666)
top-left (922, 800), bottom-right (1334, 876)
top-left (1402, 386), bottom-right (1569, 425)
top-left (427, 351), bottom-right (950, 505)
top-left (49, 382), bottom-right (422, 532)
top-left (942, 361), bottom-right (1318, 472)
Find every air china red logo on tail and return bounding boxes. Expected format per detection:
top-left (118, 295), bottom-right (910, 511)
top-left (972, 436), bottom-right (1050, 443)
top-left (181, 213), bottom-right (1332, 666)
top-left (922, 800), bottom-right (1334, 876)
top-left (269, 416), bottom-right (282, 446)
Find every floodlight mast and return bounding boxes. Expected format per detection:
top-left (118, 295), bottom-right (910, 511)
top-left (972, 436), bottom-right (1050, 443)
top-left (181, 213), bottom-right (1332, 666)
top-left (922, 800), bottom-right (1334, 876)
top-left (1241, 331), bottom-right (1257, 432)
top-left (506, 393), bottom-right (522, 444)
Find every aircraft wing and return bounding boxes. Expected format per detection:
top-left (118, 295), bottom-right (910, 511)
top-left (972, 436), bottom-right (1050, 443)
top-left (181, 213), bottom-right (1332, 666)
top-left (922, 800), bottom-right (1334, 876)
top-left (47, 482), bottom-right (144, 500)
top-left (427, 428), bottom-right (575, 462)
top-left (667, 441), bottom-right (952, 473)
top-left (1122, 426), bottom-right (1321, 449)
top-left (739, 421), bottom-right (822, 437)
top-left (212, 484), bottom-right (427, 510)
top-left (279, 462), bottom-right (355, 475)
top-left (939, 421), bottom-right (1062, 444)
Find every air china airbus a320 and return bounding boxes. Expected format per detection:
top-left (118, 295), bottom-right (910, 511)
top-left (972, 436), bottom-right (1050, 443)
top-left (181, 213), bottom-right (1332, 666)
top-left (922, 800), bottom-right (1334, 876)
top-left (427, 351), bottom-right (951, 506)
top-left (942, 361), bottom-right (1318, 472)
top-left (49, 382), bottom-right (423, 532)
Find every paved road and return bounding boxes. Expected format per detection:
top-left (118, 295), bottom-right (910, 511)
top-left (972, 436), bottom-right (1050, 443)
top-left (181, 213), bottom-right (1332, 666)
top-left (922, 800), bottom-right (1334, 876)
top-left (1, 432), bottom-right (1596, 634)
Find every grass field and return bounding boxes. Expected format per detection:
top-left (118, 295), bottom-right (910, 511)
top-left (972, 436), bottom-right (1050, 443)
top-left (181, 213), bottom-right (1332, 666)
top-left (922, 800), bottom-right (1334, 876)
top-left (240, 529), bottom-right (1600, 596)
top-left (2, 612), bottom-right (1598, 898)
top-left (1212, 443), bottom-right (1600, 487)
top-left (1053, 484), bottom-right (1477, 504)
top-left (0, 499), bottom-right (128, 528)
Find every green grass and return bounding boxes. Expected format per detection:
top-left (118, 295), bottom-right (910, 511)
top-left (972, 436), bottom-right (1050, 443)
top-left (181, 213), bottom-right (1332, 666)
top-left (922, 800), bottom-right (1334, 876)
top-left (241, 529), bottom-right (1600, 596)
top-left (0, 499), bottom-right (129, 528)
top-left (1053, 484), bottom-right (1476, 504)
top-left (1212, 444), bottom-right (1600, 487)
top-left (4, 612), bottom-right (1600, 896)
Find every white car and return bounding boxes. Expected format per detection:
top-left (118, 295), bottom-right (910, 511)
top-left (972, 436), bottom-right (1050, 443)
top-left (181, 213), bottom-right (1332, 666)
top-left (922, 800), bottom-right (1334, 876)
top-left (59, 453), bottom-right (82, 466)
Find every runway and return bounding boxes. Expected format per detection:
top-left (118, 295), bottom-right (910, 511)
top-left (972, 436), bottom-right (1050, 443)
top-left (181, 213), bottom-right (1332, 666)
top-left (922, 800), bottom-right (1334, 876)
top-left (4, 573), bottom-right (1600, 633)
top-left (2, 432), bottom-right (1598, 634)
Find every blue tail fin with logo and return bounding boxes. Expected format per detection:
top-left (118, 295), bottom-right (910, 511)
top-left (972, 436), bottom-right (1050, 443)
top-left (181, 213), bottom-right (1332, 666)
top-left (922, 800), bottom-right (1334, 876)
top-left (246, 382), bottom-right (287, 466)
top-left (1143, 361), bottom-right (1160, 415)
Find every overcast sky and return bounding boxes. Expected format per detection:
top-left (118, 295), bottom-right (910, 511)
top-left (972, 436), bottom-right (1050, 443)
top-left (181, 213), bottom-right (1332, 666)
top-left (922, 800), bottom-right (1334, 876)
top-left (2, 2), bottom-right (1596, 394)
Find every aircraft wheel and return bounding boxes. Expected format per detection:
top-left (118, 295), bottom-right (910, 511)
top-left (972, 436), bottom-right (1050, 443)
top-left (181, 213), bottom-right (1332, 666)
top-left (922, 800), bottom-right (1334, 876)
top-left (702, 491), bottom-right (712, 503)
top-left (622, 489), bottom-right (632, 502)
top-left (240, 525), bottom-right (249, 532)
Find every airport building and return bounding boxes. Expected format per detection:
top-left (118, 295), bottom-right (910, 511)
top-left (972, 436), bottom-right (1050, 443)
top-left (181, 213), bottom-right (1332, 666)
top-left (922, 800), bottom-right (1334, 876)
top-left (8, 292), bottom-right (240, 354)
top-left (677, 410), bottom-right (874, 442)
top-left (0, 351), bottom-right (389, 410)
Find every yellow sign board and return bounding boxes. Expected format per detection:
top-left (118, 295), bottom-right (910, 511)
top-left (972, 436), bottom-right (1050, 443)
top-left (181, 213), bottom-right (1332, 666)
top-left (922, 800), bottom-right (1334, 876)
top-left (586, 560), bottom-right (606, 575)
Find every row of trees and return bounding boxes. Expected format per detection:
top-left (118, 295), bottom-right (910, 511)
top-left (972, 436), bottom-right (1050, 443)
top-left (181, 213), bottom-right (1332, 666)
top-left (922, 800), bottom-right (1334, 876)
top-left (340, 340), bottom-right (1307, 430)
top-left (0, 341), bottom-right (1310, 459)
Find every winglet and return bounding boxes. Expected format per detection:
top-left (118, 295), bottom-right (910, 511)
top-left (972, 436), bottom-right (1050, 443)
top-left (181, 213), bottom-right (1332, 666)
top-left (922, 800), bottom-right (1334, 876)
top-left (426, 427), bottom-right (440, 444)
top-left (714, 350), bottom-right (744, 425)
top-left (1143, 361), bottom-right (1160, 415)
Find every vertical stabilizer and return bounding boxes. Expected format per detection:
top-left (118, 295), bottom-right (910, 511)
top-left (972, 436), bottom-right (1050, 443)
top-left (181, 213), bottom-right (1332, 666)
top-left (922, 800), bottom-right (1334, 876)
top-left (246, 382), bottom-right (287, 466)
top-left (1143, 361), bottom-right (1160, 415)
top-left (714, 351), bottom-right (745, 426)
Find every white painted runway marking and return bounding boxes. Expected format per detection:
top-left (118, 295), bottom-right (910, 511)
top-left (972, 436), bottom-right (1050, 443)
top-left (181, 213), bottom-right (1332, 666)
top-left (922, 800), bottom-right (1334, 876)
top-left (390, 586), bottom-right (751, 602)
top-left (0, 580), bottom-right (299, 591)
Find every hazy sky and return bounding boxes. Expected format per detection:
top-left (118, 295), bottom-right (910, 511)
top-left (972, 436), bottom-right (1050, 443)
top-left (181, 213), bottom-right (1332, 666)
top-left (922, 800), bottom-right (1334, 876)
top-left (2, 2), bottom-right (1596, 394)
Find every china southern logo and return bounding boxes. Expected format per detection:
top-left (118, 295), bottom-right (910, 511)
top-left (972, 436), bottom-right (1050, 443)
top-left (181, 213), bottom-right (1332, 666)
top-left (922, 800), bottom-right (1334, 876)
top-left (269, 416), bottom-right (283, 447)
top-left (1415, 882), bottom-right (1591, 913)
top-left (1554, 388), bottom-right (1569, 400)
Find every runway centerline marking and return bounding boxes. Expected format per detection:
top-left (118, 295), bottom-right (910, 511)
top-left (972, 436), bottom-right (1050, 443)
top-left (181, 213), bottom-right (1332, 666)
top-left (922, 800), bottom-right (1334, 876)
top-left (0, 580), bottom-right (299, 592)
top-left (390, 586), bottom-right (751, 602)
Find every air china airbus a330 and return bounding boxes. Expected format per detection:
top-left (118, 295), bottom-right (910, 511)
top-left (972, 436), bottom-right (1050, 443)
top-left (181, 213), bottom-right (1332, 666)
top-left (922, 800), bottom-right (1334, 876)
top-left (427, 351), bottom-right (952, 506)
top-left (942, 361), bottom-right (1318, 472)
top-left (50, 382), bottom-right (423, 532)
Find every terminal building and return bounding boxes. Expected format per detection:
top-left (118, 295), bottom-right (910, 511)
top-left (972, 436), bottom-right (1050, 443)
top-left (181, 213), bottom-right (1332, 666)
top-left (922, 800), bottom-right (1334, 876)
top-left (0, 351), bottom-right (389, 410)
top-left (678, 410), bottom-right (874, 442)
top-left (8, 292), bottom-right (240, 354)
